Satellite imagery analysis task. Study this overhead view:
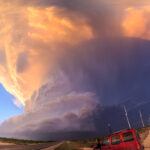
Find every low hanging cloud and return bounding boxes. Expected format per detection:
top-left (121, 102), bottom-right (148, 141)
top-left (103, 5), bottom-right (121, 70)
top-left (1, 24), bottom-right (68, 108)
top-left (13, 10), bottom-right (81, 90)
top-left (1, 0), bottom-right (150, 140)
top-left (0, 89), bottom-right (99, 140)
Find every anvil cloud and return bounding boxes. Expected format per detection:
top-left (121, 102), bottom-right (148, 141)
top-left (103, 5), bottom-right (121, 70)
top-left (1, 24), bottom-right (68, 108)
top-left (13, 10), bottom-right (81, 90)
top-left (0, 0), bottom-right (150, 140)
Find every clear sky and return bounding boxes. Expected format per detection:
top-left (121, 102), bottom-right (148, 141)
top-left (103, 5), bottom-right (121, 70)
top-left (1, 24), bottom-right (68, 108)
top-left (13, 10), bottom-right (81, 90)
top-left (0, 84), bottom-right (23, 123)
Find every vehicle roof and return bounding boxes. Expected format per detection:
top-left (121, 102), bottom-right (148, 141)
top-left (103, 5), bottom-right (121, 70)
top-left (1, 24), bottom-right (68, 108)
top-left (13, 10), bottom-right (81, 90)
top-left (111, 129), bottom-right (135, 136)
top-left (102, 129), bottom-right (135, 140)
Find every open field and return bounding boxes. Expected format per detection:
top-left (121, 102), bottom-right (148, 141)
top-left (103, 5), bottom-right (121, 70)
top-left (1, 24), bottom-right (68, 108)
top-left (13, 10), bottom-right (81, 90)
top-left (0, 138), bottom-right (58, 150)
top-left (0, 126), bottom-right (150, 150)
top-left (0, 143), bottom-right (58, 150)
top-left (0, 137), bottom-right (54, 145)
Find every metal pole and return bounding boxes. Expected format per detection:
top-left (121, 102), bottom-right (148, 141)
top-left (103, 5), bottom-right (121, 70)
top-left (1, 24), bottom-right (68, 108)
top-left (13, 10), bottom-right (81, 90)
top-left (124, 105), bottom-right (132, 129)
top-left (139, 110), bottom-right (145, 128)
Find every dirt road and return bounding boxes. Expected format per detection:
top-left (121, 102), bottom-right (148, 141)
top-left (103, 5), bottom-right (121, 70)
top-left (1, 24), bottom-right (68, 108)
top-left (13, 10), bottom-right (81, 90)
top-left (41, 142), bottom-right (63, 150)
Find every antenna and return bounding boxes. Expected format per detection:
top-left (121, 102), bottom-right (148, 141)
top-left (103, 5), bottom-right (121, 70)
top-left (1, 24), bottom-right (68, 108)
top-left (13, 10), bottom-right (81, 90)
top-left (139, 110), bottom-right (145, 128)
top-left (124, 105), bottom-right (131, 129)
top-left (108, 123), bottom-right (112, 135)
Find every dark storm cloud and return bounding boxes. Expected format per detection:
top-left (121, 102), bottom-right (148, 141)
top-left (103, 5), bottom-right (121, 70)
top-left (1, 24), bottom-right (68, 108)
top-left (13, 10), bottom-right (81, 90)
top-left (1, 37), bottom-right (150, 140)
top-left (1, 0), bottom-right (150, 141)
top-left (0, 90), bottom-right (99, 140)
top-left (57, 37), bottom-right (150, 105)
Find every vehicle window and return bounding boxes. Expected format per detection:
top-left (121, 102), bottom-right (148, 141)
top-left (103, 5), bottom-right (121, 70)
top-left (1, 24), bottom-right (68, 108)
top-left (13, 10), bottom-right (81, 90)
top-left (122, 132), bottom-right (134, 142)
top-left (102, 138), bottom-right (110, 146)
top-left (111, 135), bottom-right (121, 145)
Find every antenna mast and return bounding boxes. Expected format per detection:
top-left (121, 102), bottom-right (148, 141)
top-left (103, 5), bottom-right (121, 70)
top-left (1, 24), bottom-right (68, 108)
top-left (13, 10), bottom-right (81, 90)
top-left (139, 110), bottom-right (145, 128)
top-left (124, 105), bottom-right (131, 129)
top-left (108, 123), bottom-right (112, 135)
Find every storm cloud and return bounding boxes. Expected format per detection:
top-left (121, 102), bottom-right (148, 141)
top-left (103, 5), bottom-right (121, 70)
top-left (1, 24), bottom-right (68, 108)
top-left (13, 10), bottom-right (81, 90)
top-left (0, 0), bottom-right (150, 140)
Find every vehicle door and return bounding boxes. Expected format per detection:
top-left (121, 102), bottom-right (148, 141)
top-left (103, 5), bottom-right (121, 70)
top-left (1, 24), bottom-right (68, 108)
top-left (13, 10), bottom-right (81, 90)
top-left (111, 134), bottom-right (123, 150)
top-left (101, 137), bottom-right (111, 150)
top-left (122, 131), bottom-right (137, 150)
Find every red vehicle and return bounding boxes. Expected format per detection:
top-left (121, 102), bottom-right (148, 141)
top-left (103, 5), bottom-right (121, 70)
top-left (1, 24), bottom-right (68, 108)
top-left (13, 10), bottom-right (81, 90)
top-left (101, 129), bottom-right (144, 150)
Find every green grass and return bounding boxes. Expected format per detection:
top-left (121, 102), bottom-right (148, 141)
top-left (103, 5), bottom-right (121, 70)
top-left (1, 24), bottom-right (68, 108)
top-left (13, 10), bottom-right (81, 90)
top-left (0, 137), bottom-right (53, 145)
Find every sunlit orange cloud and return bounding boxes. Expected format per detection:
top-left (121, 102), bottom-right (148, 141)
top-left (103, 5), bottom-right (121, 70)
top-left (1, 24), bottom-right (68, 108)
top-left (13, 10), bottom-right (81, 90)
top-left (28, 7), bottom-right (93, 45)
top-left (114, 0), bottom-right (150, 5)
top-left (122, 6), bottom-right (150, 40)
top-left (0, 2), bottom-right (94, 106)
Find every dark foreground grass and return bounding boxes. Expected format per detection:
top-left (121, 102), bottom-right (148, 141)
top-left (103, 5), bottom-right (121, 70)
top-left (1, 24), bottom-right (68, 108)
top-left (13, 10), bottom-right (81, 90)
top-left (0, 137), bottom-right (53, 145)
top-left (137, 125), bottom-right (150, 134)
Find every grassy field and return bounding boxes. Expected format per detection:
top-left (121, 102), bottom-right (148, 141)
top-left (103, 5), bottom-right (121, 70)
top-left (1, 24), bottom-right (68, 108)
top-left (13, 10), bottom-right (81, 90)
top-left (0, 126), bottom-right (149, 149)
top-left (0, 137), bottom-right (53, 145)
